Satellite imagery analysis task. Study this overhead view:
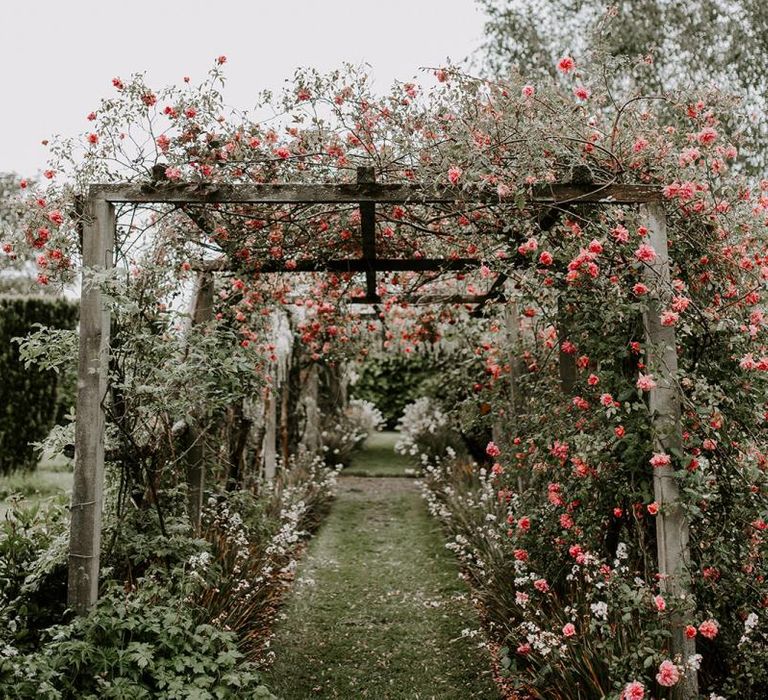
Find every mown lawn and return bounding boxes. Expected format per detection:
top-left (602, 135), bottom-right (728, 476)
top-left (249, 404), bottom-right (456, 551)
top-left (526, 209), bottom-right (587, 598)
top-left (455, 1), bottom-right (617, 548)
top-left (263, 432), bottom-right (498, 699)
top-left (342, 430), bottom-right (417, 477)
top-left (0, 456), bottom-right (73, 518)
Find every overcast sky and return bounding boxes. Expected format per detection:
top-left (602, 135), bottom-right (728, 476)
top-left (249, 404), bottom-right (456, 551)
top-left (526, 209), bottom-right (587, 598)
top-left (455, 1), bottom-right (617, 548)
top-left (0, 0), bottom-right (487, 177)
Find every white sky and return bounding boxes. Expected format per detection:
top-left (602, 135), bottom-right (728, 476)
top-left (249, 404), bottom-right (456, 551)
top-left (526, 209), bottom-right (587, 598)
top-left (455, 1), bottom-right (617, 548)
top-left (0, 0), bottom-right (487, 177)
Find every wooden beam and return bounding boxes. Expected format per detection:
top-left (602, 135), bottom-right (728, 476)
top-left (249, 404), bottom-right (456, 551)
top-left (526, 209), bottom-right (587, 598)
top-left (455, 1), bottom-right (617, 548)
top-left (358, 167), bottom-right (379, 302)
top-left (348, 293), bottom-right (499, 305)
top-left (641, 202), bottom-right (698, 699)
top-left (93, 181), bottom-right (662, 206)
top-left (68, 193), bottom-right (114, 614)
top-left (190, 257), bottom-right (484, 273)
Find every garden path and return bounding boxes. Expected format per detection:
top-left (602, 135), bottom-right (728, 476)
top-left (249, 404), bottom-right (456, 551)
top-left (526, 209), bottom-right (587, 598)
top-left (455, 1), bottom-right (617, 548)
top-left (262, 431), bottom-right (499, 699)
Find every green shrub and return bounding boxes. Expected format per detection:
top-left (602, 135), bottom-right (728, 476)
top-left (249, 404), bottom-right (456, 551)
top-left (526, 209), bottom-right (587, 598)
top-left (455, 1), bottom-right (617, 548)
top-left (1, 579), bottom-right (276, 700)
top-left (0, 296), bottom-right (78, 475)
top-left (351, 352), bottom-right (439, 428)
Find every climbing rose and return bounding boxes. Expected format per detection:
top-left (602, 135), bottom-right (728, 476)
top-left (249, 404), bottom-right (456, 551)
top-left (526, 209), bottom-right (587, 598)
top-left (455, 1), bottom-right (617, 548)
top-left (533, 578), bottom-right (549, 592)
top-left (557, 56), bottom-right (575, 73)
top-left (697, 127), bottom-right (718, 146)
top-left (486, 441), bottom-right (501, 457)
top-left (647, 502), bottom-right (659, 515)
top-left (573, 85), bottom-right (590, 100)
top-left (699, 619), bottom-right (719, 639)
top-left (654, 595), bottom-right (666, 612)
top-left (448, 166), bottom-right (462, 185)
top-left (685, 625), bottom-right (697, 639)
top-left (47, 210), bottom-right (64, 226)
top-left (521, 84), bottom-right (535, 97)
top-left (656, 660), bottom-right (680, 687)
top-left (636, 374), bottom-right (656, 392)
top-left (634, 244), bottom-right (657, 262)
top-left (650, 452), bottom-right (671, 468)
top-left (622, 681), bottom-right (646, 700)
top-left (562, 622), bottom-right (576, 637)
top-left (633, 282), bottom-right (649, 295)
top-left (661, 310), bottom-right (679, 326)
top-left (165, 166), bottom-right (181, 181)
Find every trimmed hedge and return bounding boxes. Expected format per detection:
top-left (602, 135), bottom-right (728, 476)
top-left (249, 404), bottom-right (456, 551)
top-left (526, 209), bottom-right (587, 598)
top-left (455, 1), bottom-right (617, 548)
top-left (0, 296), bottom-right (78, 475)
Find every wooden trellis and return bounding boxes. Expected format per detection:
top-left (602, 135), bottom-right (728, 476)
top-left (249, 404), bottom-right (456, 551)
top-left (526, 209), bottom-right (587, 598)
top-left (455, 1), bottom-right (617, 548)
top-left (69, 171), bottom-right (696, 696)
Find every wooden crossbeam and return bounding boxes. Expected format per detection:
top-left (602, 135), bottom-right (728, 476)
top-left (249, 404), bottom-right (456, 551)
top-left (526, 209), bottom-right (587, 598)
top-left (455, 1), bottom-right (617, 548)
top-left (190, 257), bottom-right (482, 273)
top-left (358, 167), bottom-right (379, 302)
top-left (349, 293), bottom-right (496, 305)
top-left (93, 181), bottom-right (661, 205)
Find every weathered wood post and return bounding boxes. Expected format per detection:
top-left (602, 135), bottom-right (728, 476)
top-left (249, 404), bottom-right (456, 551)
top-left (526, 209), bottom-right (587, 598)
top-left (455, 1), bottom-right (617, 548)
top-left (68, 190), bottom-right (114, 613)
top-left (641, 202), bottom-right (698, 698)
top-left (183, 272), bottom-right (214, 532)
top-left (302, 363), bottom-right (321, 453)
top-left (262, 381), bottom-right (277, 479)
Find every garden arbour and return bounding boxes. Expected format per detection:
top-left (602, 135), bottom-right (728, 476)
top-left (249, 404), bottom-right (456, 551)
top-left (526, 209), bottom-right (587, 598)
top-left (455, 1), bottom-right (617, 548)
top-left (6, 53), bottom-right (767, 698)
top-left (69, 168), bottom-right (695, 691)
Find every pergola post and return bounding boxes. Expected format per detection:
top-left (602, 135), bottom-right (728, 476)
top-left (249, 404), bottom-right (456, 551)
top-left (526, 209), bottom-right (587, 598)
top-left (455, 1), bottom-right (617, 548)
top-left (641, 202), bottom-right (698, 698)
top-left (68, 192), bottom-right (114, 614)
top-left (183, 272), bottom-right (214, 533)
top-left (302, 363), bottom-right (321, 453)
top-left (262, 382), bottom-right (277, 479)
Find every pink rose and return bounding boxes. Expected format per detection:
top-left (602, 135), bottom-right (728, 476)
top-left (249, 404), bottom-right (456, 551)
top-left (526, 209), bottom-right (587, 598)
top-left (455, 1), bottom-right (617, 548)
top-left (656, 660), bottom-right (680, 687)
top-left (621, 681), bottom-right (645, 700)
top-left (447, 166), bottom-right (463, 185)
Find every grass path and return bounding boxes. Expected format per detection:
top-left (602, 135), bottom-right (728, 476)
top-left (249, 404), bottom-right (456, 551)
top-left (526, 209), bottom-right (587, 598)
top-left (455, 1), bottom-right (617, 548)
top-left (263, 431), bottom-right (499, 699)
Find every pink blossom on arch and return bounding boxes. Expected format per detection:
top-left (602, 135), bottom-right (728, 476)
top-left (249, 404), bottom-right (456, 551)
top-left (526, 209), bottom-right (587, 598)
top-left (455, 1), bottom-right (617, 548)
top-left (448, 166), bottom-right (463, 185)
top-left (562, 622), bottom-right (576, 637)
top-left (698, 618), bottom-right (719, 639)
top-left (697, 127), bottom-right (718, 146)
top-left (634, 243), bottom-right (657, 263)
top-left (621, 681), bottom-right (646, 700)
top-left (650, 452), bottom-right (671, 468)
top-left (573, 85), bottom-right (591, 100)
top-left (557, 56), bottom-right (575, 73)
top-left (521, 85), bottom-right (535, 98)
top-left (656, 660), bottom-right (680, 687)
top-left (636, 373), bottom-right (656, 392)
top-left (486, 441), bottom-right (501, 457)
top-left (660, 310), bottom-right (679, 326)
top-left (47, 210), bottom-right (64, 226)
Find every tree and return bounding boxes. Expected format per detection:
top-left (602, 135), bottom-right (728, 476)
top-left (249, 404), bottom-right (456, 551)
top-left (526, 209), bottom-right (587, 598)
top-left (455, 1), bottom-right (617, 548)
top-left (476, 0), bottom-right (768, 173)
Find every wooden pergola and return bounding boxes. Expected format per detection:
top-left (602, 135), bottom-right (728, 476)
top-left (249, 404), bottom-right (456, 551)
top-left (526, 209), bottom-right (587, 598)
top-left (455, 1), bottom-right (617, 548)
top-left (69, 169), bottom-right (697, 696)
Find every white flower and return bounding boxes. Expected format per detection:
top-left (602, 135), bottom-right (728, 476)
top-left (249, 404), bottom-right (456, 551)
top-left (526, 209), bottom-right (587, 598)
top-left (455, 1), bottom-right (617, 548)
top-left (590, 601), bottom-right (608, 621)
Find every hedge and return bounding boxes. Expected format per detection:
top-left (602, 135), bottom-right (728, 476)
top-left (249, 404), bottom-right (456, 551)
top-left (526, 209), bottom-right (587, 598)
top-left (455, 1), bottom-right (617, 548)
top-left (0, 296), bottom-right (78, 475)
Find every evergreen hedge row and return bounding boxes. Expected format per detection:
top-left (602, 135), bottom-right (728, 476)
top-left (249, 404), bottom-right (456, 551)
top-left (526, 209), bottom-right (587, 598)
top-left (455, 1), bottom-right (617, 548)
top-left (0, 296), bottom-right (78, 475)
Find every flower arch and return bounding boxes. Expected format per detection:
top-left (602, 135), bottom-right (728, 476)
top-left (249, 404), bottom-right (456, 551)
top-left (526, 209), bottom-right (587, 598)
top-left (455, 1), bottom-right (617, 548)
top-left (4, 53), bottom-right (767, 697)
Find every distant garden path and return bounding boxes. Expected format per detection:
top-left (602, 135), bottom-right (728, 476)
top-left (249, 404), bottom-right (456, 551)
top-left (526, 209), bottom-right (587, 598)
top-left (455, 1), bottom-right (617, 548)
top-left (262, 431), bottom-right (499, 699)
